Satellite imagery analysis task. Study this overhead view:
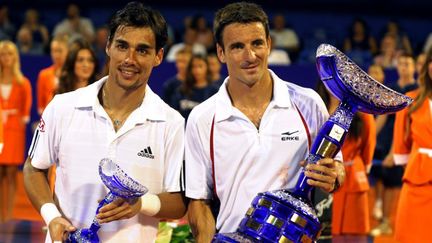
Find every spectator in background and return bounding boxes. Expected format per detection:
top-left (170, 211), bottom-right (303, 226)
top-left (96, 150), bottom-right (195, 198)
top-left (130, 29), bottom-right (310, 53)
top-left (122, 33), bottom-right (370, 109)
top-left (0, 40), bottom-right (32, 222)
top-left (166, 27), bottom-right (206, 62)
top-left (367, 64), bottom-right (386, 222)
top-left (162, 48), bottom-right (191, 104)
top-left (392, 47), bottom-right (432, 243)
top-left (343, 18), bottom-right (377, 56)
top-left (0, 6), bottom-right (15, 41)
top-left (16, 27), bottom-right (44, 55)
top-left (190, 14), bottom-right (214, 53)
top-left (270, 14), bottom-right (299, 60)
top-left (170, 54), bottom-right (217, 119)
top-left (57, 40), bottom-right (98, 94)
top-left (370, 53), bottom-right (417, 236)
top-left (53, 3), bottom-right (95, 43)
top-left (207, 53), bottom-right (223, 85)
top-left (268, 34), bottom-right (291, 65)
top-left (374, 34), bottom-right (399, 69)
top-left (93, 26), bottom-right (109, 72)
top-left (37, 34), bottom-right (69, 115)
top-left (19, 9), bottom-right (49, 51)
top-left (415, 52), bottom-right (426, 78)
top-left (381, 20), bottom-right (412, 55)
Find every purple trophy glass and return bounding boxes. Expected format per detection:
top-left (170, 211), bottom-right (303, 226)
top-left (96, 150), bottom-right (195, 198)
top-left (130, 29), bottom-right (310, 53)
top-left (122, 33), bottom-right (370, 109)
top-left (67, 158), bottom-right (148, 243)
top-left (212, 44), bottom-right (413, 242)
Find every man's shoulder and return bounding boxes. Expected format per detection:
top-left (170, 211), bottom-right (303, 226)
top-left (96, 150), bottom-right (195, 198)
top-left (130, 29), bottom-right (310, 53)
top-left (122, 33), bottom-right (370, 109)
top-left (149, 91), bottom-right (185, 123)
top-left (282, 80), bottom-right (323, 106)
top-left (188, 94), bottom-right (218, 123)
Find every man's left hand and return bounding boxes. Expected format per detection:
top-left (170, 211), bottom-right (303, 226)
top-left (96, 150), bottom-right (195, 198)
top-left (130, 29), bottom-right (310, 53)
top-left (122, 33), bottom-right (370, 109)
top-left (303, 158), bottom-right (345, 193)
top-left (96, 197), bottom-right (142, 224)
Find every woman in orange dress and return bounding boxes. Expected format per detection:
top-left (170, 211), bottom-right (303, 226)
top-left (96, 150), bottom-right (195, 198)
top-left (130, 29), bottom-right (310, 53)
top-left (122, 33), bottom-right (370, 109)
top-left (316, 82), bottom-right (376, 236)
top-left (393, 47), bottom-right (432, 243)
top-left (0, 40), bottom-right (32, 222)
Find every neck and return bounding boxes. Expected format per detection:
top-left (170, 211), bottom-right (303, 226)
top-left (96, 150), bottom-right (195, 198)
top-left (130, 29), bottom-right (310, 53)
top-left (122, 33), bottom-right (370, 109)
top-left (227, 71), bottom-right (272, 108)
top-left (195, 78), bottom-right (207, 88)
top-left (176, 72), bottom-right (186, 82)
top-left (1, 69), bottom-right (13, 83)
top-left (102, 79), bottom-right (145, 112)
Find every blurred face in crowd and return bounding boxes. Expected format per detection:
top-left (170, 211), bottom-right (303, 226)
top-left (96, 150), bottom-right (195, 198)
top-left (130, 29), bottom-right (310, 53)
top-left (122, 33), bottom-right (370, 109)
top-left (191, 57), bottom-right (208, 82)
top-left (397, 56), bottom-right (415, 79)
top-left (106, 26), bottom-right (163, 91)
top-left (0, 45), bottom-right (15, 69)
top-left (368, 64), bottom-right (385, 84)
top-left (217, 22), bottom-right (271, 87)
top-left (208, 55), bottom-right (221, 78)
top-left (74, 49), bottom-right (96, 82)
top-left (51, 40), bottom-right (68, 68)
top-left (175, 52), bottom-right (191, 75)
top-left (416, 53), bottom-right (426, 75)
top-left (273, 15), bottom-right (285, 30)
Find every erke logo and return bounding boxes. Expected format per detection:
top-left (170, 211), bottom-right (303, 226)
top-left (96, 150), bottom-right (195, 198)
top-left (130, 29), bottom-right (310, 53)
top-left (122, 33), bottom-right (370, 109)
top-left (138, 146), bottom-right (154, 159)
top-left (281, 130), bottom-right (299, 141)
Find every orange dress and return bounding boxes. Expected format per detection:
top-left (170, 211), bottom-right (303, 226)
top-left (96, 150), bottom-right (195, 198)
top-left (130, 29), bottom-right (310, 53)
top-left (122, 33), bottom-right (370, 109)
top-left (332, 113), bottom-right (376, 235)
top-left (0, 103), bottom-right (3, 151)
top-left (37, 65), bottom-right (58, 114)
top-left (393, 90), bottom-right (432, 243)
top-left (0, 78), bottom-right (32, 165)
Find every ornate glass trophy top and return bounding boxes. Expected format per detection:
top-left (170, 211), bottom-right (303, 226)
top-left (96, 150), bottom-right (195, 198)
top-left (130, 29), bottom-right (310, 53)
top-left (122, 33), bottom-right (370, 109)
top-left (99, 158), bottom-right (148, 198)
top-left (212, 44), bottom-right (412, 243)
top-left (67, 159), bottom-right (148, 243)
top-left (316, 43), bottom-right (412, 114)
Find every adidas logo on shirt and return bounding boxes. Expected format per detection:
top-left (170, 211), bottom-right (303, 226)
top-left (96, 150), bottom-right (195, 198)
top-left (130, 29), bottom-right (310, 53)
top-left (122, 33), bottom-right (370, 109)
top-left (138, 146), bottom-right (154, 159)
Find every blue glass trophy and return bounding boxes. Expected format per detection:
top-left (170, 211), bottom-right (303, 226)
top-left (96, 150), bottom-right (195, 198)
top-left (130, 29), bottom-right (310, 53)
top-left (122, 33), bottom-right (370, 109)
top-left (67, 158), bottom-right (148, 243)
top-left (212, 44), bottom-right (413, 242)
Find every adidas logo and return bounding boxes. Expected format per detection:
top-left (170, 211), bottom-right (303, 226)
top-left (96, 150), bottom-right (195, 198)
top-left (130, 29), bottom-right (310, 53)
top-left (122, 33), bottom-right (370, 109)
top-left (138, 146), bottom-right (154, 159)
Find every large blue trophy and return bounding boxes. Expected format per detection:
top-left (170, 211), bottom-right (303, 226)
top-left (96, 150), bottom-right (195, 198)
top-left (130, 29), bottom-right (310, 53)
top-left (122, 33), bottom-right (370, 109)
top-left (212, 44), bottom-right (413, 242)
top-left (67, 158), bottom-right (148, 243)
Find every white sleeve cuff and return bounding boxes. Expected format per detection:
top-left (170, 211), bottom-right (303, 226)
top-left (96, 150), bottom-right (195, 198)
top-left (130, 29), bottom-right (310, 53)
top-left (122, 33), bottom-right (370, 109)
top-left (394, 154), bottom-right (409, 165)
top-left (40, 203), bottom-right (62, 226)
top-left (0, 143), bottom-right (3, 154)
top-left (140, 193), bottom-right (161, 217)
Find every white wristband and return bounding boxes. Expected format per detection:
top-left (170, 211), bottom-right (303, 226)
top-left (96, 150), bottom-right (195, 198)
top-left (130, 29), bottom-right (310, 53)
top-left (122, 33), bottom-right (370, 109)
top-left (140, 193), bottom-right (161, 217)
top-left (40, 203), bottom-right (62, 226)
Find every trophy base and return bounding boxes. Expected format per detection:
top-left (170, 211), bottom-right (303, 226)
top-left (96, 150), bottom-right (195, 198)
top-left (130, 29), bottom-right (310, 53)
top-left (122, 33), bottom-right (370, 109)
top-left (67, 228), bottom-right (100, 243)
top-left (213, 232), bottom-right (255, 242)
top-left (214, 190), bottom-right (321, 243)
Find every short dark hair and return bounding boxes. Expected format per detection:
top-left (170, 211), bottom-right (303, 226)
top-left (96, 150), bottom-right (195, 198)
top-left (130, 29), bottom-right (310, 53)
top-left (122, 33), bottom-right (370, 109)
top-left (108, 2), bottom-right (168, 51)
top-left (213, 2), bottom-right (269, 49)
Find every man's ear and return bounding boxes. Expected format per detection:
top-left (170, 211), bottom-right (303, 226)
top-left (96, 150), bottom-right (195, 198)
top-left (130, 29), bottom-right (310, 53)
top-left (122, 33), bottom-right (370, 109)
top-left (105, 40), bottom-right (112, 57)
top-left (216, 43), bottom-right (226, 63)
top-left (153, 48), bottom-right (164, 67)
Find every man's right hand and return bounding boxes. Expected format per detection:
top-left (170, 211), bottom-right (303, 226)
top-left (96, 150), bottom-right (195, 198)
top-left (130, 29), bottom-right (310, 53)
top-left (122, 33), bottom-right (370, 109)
top-left (49, 217), bottom-right (76, 242)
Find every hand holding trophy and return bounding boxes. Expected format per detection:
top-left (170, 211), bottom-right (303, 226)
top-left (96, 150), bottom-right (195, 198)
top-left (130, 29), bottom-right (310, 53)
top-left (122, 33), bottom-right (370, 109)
top-left (67, 158), bottom-right (148, 243)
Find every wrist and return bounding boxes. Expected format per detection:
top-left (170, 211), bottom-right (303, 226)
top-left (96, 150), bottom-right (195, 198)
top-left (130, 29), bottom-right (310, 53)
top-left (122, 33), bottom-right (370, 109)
top-left (140, 193), bottom-right (161, 217)
top-left (40, 203), bottom-right (62, 226)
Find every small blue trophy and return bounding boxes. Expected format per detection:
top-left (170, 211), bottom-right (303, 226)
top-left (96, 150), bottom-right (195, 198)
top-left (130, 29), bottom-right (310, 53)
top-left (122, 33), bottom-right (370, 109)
top-left (212, 44), bottom-right (413, 242)
top-left (67, 158), bottom-right (148, 243)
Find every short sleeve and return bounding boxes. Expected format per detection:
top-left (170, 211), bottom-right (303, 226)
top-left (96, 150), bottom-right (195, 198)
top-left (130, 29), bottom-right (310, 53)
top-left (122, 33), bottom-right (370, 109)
top-left (28, 96), bottom-right (60, 169)
top-left (163, 116), bottom-right (185, 192)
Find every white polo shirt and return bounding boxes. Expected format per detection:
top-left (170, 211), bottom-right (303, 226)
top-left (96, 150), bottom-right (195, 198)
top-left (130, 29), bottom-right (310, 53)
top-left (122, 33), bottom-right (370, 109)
top-left (29, 77), bottom-right (184, 243)
top-left (185, 69), bottom-right (337, 233)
